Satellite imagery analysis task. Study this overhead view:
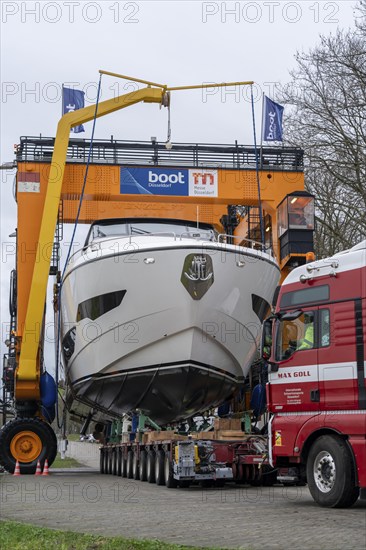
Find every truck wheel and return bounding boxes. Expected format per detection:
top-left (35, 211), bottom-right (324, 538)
top-left (147, 451), bottom-right (156, 483)
top-left (307, 435), bottom-right (360, 508)
top-left (126, 450), bottom-right (134, 478)
top-left (165, 454), bottom-right (177, 488)
top-left (139, 450), bottom-right (147, 481)
top-left (132, 452), bottom-right (139, 480)
top-left (155, 449), bottom-right (165, 485)
top-left (117, 449), bottom-right (122, 477)
top-left (0, 417), bottom-right (57, 474)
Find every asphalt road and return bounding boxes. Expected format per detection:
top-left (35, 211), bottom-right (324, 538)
top-left (1, 467), bottom-right (365, 550)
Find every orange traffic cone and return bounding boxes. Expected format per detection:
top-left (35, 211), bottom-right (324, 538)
top-left (35, 460), bottom-right (42, 476)
top-left (42, 458), bottom-right (49, 476)
top-left (13, 460), bottom-right (21, 476)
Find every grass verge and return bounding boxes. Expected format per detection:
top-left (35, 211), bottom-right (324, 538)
top-left (1, 521), bottom-right (205, 550)
top-left (51, 454), bottom-right (82, 468)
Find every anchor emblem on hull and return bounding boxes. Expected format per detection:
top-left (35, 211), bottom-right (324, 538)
top-left (184, 255), bottom-right (213, 282)
top-left (181, 254), bottom-right (214, 300)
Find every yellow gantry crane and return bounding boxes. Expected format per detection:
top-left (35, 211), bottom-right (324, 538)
top-left (0, 72), bottom-right (314, 473)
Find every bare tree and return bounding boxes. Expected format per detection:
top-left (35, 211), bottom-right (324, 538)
top-left (280, 4), bottom-right (366, 257)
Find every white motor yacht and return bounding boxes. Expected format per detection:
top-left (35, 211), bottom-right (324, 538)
top-left (60, 218), bottom-right (279, 424)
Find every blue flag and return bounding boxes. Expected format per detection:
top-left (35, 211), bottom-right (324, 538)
top-left (262, 96), bottom-right (284, 142)
top-left (62, 87), bottom-right (85, 133)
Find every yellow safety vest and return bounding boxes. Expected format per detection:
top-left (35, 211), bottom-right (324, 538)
top-left (298, 325), bottom-right (314, 350)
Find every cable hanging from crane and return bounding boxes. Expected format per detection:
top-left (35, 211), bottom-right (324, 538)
top-left (165, 98), bottom-right (172, 150)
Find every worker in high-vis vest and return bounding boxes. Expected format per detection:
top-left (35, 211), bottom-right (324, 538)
top-left (297, 314), bottom-right (314, 350)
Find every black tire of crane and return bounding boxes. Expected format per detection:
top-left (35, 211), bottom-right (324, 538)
top-left (164, 454), bottom-right (178, 488)
top-left (155, 449), bottom-right (165, 486)
top-left (132, 451), bottom-right (140, 480)
top-left (0, 417), bottom-right (57, 475)
top-left (126, 450), bottom-right (134, 479)
top-left (117, 448), bottom-right (122, 477)
top-left (139, 450), bottom-right (147, 481)
top-left (146, 450), bottom-right (156, 483)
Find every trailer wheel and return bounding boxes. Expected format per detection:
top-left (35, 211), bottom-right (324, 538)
top-left (132, 452), bottom-right (139, 480)
top-left (146, 451), bottom-right (156, 483)
top-left (200, 480), bottom-right (214, 488)
top-left (100, 449), bottom-right (105, 474)
top-left (155, 449), bottom-right (165, 486)
top-left (139, 450), bottom-right (147, 481)
top-left (179, 480), bottom-right (190, 488)
top-left (262, 466), bottom-right (277, 487)
top-left (307, 435), bottom-right (360, 508)
top-left (249, 466), bottom-right (262, 486)
top-left (106, 449), bottom-right (112, 474)
top-left (164, 454), bottom-right (177, 488)
top-left (121, 452), bottom-right (127, 478)
top-left (0, 417), bottom-right (57, 474)
top-left (117, 449), bottom-right (122, 477)
top-left (103, 448), bottom-right (108, 474)
top-left (215, 479), bottom-right (225, 488)
top-left (112, 449), bottom-right (118, 475)
top-left (126, 450), bottom-right (134, 478)
top-left (99, 449), bottom-right (104, 474)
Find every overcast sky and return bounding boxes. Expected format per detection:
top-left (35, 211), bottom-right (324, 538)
top-left (0, 0), bottom-right (359, 369)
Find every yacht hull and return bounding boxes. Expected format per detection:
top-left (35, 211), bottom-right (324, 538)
top-left (61, 238), bottom-right (279, 424)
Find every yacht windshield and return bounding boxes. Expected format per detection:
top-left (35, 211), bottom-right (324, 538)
top-left (86, 220), bottom-right (216, 245)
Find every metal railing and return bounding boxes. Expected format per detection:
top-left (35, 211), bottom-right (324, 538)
top-left (65, 231), bottom-right (273, 270)
top-left (16, 137), bottom-right (304, 172)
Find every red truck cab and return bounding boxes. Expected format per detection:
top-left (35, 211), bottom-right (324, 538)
top-left (263, 240), bottom-right (366, 507)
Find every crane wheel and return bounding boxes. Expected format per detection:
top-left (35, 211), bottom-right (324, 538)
top-left (0, 417), bottom-right (57, 474)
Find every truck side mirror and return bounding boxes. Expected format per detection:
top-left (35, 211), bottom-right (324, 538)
top-left (261, 318), bottom-right (273, 360)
